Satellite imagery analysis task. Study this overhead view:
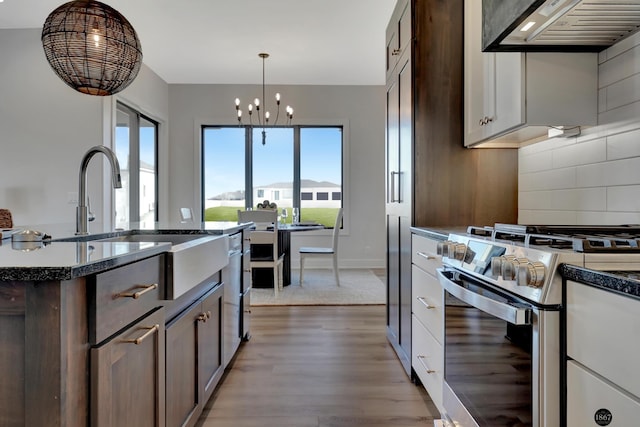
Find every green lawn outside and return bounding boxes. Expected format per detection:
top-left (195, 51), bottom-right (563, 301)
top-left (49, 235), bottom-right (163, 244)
top-left (204, 207), bottom-right (340, 228)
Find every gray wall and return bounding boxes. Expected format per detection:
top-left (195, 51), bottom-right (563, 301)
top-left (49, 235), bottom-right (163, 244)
top-left (168, 84), bottom-right (386, 268)
top-left (0, 28), bottom-right (169, 230)
top-left (0, 28), bottom-right (385, 268)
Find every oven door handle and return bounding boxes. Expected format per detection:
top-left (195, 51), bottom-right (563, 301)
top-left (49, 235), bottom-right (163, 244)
top-left (437, 269), bottom-right (532, 325)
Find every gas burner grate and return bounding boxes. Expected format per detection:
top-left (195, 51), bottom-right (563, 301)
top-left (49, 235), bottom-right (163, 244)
top-left (466, 224), bottom-right (640, 253)
top-left (466, 225), bottom-right (493, 237)
top-left (526, 234), bottom-right (575, 249)
top-left (573, 237), bottom-right (640, 253)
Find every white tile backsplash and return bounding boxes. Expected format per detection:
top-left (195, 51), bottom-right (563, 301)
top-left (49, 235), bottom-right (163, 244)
top-left (519, 209), bottom-right (578, 225)
top-left (519, 34), bottom-right (640, 225)
top-left (576, 211), bottom-right (640, 225)
top-left (551, 137), bottom-right (607, 169)
top-left (604, 72), bottom-right (640, 111)
top-left (519, 150), bottom-right (553, 174)
top-left (598, 43), bottom-right (640, 88)
top-left (607, 128), bottom-right (640, 160)
top-left (607, 185), bottom-right (640, 211)
top-left (519, 167), bottom-right (576, 192)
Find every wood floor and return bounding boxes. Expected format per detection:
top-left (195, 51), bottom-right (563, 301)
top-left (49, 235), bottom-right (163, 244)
top-left (195, 305), bottom-right (437, 427)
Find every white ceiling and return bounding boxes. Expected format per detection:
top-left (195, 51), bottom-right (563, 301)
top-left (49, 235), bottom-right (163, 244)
top-left (0, 0), bottom-right (396, 85)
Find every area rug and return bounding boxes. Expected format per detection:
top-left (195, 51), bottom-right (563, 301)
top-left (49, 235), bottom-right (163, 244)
top-left (250, 268), bottom-right (386, 306)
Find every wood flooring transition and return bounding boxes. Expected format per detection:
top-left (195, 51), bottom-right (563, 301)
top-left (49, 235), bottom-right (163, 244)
top-left (195, 305), bottom-right (437, 427)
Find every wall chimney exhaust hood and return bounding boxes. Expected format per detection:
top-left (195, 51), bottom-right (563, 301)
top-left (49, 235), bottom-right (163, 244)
top-left (483, 0), bottom-right (640, 52)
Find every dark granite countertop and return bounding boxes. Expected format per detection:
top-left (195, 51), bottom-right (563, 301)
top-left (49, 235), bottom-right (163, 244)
top-left (560, 264), bottom-right (640, 301)
top-left (410, 226), bottom-right (469, 241)
top-left (0, 221), bottom-right (251, 282)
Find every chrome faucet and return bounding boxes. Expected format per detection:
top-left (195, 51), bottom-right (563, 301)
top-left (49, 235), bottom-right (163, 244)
top-left (76, 146), bottom-right (122, 235)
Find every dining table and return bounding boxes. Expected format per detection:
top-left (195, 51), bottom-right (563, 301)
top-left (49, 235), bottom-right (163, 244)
top-left (251, 222), bottom-right (325, 288)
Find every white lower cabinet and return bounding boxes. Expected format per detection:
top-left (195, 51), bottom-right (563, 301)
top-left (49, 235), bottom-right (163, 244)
top-left (567, 361), bottom-right (640, 427)
top-left (566, 280), bottom-right (640, 425)
top-left (412, 314), bottom-right (443, 411)
top-left (411, 233), bottom-right (444, 416)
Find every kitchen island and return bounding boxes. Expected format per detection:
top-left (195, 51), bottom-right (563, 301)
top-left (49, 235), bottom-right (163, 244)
top-left (0, 221), bottom-right (249, 427)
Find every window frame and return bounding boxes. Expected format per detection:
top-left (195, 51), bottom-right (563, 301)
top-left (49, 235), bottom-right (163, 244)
top-left (115, 101), bottom-right (159, 224)
top-left (200, 123), bottom-right (345, 229)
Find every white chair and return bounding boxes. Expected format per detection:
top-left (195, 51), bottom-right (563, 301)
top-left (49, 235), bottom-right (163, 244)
top-left (180, 207), bottom-right (194, 223)
top-left (237, 209), bottom-right (284, 296)
top-left (299, 208), bottom-right (343, 286)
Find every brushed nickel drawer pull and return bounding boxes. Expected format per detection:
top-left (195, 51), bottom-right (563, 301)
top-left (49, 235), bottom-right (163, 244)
top-left (416, 296), bottom-right (435, 309)
top-left (416, 251), bottom-right (436, 260)
top-left (115, 283), bottom-right (158, 299)
top-left (123, 324), bottom-right (159, 345)
top-left (417, 355), bottom-right (435, 374)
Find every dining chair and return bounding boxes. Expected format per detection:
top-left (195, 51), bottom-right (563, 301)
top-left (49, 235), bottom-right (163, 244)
top-left (299, 208), bottom-right (343, 286)
top-left (237, 209), bottom-right (284, 296)
top-left (256, 199), bottom-right (277, 210)
top-left (180, 207), bottom-right (194, 223)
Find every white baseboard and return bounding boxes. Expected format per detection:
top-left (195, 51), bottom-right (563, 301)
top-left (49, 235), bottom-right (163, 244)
top-left (290, 258), bottom-right (385, 269)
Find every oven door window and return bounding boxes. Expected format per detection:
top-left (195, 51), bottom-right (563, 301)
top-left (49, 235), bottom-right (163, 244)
top-left (445, 290), bottom-right (533, 426)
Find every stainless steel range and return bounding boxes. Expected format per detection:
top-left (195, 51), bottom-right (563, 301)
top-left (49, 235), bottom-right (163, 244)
top-left (436, 224), bottom-right (640, 427)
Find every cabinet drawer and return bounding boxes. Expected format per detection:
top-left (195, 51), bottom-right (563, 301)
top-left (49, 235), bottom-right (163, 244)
top-left (90, 256), bottom-right (164, 344)
top-left (567, 281), bottom-right (640, 398)
top-left (411, 234), bottom-right (442, 276)
top-left (412, 314), bottom-right (443, 412)
top-left (411, 265), bottom-right (443, 344)
top-left (567, 361), bottom-right (640, 427)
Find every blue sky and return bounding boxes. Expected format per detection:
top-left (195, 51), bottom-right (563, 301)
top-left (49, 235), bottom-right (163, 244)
top-left (203, 126), bottom-right (342, 198)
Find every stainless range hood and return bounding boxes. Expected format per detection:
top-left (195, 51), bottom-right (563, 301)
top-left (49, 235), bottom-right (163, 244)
top-left (483, 0), bottom-right (640, 52)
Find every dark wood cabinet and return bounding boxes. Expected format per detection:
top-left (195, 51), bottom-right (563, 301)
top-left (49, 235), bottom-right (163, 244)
top-left (165, 283), bottom-right (224, 427)
top-left (91, 307), bottom-right (166, 427)
top-left (198, 284), bottom-right (224, 402)
top-left (386, 0), bottom-right (414, 376)
top-left (385, 0), bottom-right (518, 378)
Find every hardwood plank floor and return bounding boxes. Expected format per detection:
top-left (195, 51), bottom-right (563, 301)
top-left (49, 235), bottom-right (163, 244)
top-left (196, 305), bottom-right (437, 427)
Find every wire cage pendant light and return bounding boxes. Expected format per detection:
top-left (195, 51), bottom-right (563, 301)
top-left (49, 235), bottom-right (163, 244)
top-left (234, 53), bottom-right (294, 145)
top-left (41, 0), bottom-right (143, 96)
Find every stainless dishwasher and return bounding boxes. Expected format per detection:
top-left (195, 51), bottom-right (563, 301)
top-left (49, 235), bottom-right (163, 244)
top-left (222, 232), bottom-right (242, 368)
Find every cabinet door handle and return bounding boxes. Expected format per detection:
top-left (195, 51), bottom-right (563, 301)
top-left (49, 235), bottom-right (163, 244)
top-left (479, 116), bottom-right (495, 126)
top-left (197, 312), bottom-right (208, 322)
top-left (390, 171), bottom-right (401, 202)
top-left (115, 283), bottom-right (158, 299)
top-left (416, 251), bottom-right (436, 260)
top-left (122, 324), bottom-right (159, 345)
top-left (392, 48), bottom-right (402, 56)
top-left (417, 355), bottom-right (436, 374)
top-left (416, 296), bottom-right (435, 309)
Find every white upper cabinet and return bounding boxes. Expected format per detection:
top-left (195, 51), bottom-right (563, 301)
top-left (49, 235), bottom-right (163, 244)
top-left (464, 0), bottom-right (598, 148)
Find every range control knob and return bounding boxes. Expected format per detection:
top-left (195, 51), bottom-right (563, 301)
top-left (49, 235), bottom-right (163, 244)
top-left (436, 240), bottom-right (450, 256)
top-left (451, 243), bottom-right (467, 261)
top-left (501, 257), bottom-right (528, 281)
top-left (436, 241), bottom-right (466, 260)
top-left (491, 255), bottom-right (515, 277)
top-left (517, 261), bottom-right (546, 288)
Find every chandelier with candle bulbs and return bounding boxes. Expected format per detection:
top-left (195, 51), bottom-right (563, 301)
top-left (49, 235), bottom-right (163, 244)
top-left (234, 53), bottom-right (294, 145)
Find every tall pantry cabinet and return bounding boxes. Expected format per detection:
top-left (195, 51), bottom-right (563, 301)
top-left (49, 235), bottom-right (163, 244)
top-left (386, 0), bottom-right (412, 375)
top-left (385, 0), bottom-right (518, 377)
